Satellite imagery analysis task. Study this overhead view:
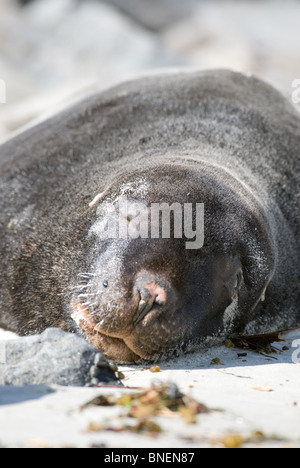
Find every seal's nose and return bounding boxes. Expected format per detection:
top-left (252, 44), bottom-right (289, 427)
top-left (133, 273), bottom-right (169, 325)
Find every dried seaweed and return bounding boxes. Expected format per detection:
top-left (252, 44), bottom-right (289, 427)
top-left (229, 330), bottom-right (289, 354)
top-left (83, 382), bottom-right (210, 433)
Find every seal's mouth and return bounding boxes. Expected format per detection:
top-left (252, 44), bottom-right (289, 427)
top-left (70, 297), bottom-right (166, 363)
top-left (72, 299), bottom-right (164, 363)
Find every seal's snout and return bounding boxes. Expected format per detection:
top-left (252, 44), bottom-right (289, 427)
top-left (134, 281), bottom-right (167, 325)
top-left (133, 272), bottom-right (174, 326)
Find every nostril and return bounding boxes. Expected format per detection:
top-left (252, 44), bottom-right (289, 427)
top-left (140, 283), bottom-right (167, 308)
top-left (140, 287), bottom-right (153, 301)
top-left (136, 297), bottom-right (154, 320)
top-left (155, 295), bottom-right (166, 306)
top-left (133, 298), bottom-right (153, 326)
top-left (133, 283), bottom-right (168, 325)
top-left (143, 281), bottom-right (168, 305)
top-left (132, 272), bottom-right (174, 326)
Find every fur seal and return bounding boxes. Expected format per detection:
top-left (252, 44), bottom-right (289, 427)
top-left (0, 70), bottom-right (299, 363)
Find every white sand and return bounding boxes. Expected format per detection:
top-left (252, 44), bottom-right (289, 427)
top-left (0, 329), bottom-right (299, 448)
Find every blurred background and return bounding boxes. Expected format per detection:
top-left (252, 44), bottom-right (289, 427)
top-left (1, 0), bottom-right (300, 142)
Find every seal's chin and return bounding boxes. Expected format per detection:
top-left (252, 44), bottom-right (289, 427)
top-left (86, 332), bottom-right (142, 363)
top-left (70, 297), bottom-right (160, 363)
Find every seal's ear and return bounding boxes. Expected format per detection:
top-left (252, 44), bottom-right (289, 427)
top-left (225, 259), bottom-right (243, 302)
top-left (236, 221), bottom-right (276, 330)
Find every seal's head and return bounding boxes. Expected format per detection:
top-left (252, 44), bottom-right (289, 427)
top-left (71, 160), bottom-right (276, 363)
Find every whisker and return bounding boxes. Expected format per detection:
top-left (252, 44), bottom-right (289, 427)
top-left (81, 301), bottom-right (98, 308)
top-left (90, 308), bottom-right (101, 317)
top-left (77, 273), bottom-right (96, 278)
top-left (70, 285), bottom-right (90, 293)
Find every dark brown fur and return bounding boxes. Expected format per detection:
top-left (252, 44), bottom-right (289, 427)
top-left (0, 70), bottom-right (299, 362)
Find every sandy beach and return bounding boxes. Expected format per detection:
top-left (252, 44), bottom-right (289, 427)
top-left (0, 329), bottom-right (299, 448)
